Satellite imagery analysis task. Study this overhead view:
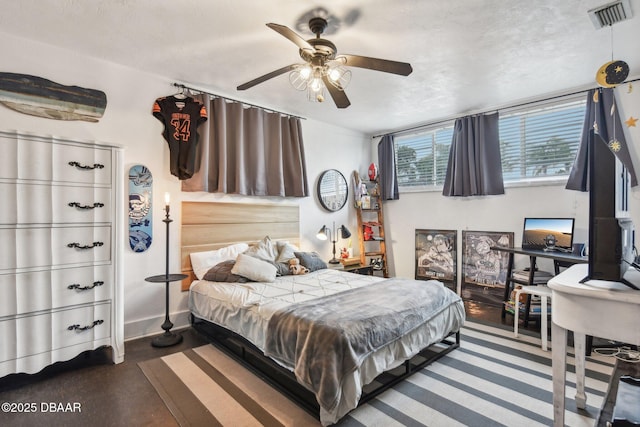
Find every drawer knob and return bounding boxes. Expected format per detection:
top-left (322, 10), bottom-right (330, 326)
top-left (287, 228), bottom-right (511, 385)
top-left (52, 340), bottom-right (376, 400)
top-left (68, 161), bottom-right (105, 170)
top-left (67, 241), bottom-right (104, 249)
top-left (68, 281), bottom-right (104, 291)
top-left (68, 202), bottom-right (105, 210)
top-left (67, 319), bottom-right (104, 331)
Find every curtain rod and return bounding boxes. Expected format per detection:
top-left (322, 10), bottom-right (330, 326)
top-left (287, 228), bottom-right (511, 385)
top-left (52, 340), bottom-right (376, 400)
top-left (172, 82), bottom-right (305, 120)
top-left (372, 77), bottom-right (640, 139)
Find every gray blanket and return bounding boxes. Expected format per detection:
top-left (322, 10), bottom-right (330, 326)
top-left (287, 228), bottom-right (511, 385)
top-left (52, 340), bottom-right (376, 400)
top-left (263, 278), bottom-right (461, 416)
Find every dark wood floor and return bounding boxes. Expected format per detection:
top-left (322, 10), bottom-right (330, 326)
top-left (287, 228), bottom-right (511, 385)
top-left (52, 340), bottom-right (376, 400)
top-left (0, 327), bottom-right (209, 426)
top-left (0, 303), bottom-right (634, 426)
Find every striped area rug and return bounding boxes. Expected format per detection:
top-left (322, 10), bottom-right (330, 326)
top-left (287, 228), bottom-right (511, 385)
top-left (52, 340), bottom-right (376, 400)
top-left (139, 321), bottom-right (615, 426)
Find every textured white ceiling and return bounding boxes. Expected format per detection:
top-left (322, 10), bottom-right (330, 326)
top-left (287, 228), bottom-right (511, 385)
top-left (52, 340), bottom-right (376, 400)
top-left (1, 0), bottom-right (639, 135)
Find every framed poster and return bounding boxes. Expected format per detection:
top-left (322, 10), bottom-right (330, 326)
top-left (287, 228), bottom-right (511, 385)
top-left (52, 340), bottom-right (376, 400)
top-left (461, 230), bottom-right (514, 307)
top-left (415, 229), bottom-right (457, 290)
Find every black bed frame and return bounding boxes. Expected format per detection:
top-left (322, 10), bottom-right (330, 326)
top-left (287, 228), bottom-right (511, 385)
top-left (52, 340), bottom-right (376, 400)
top-left (190, 314), bottom-right (460, 419)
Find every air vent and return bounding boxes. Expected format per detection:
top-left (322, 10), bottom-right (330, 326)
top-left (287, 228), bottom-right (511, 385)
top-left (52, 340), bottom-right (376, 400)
top-left (588, 0), bottom-right (633, 28)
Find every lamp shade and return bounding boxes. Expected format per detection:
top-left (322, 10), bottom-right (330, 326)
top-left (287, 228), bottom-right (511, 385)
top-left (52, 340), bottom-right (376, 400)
top-left (338, 225), bottom-right (351, 239)
top-left (316, 225), bottom-right (329, 240)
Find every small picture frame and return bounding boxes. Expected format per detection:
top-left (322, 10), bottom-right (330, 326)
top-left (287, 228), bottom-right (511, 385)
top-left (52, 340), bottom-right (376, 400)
top-left (461, 230), bottom-right (514, 307)
top-left (415, 229), bottom-right (457, 290)
top-left (361, 195), bottom-right (371, 209)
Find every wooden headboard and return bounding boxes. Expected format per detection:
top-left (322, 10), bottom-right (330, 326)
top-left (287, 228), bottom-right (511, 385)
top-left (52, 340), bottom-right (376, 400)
top-left (180, 201), bottom-right (300, 291)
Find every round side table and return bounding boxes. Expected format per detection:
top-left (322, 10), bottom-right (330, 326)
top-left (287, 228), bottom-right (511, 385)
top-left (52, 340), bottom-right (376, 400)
top-left (145, 273), bottom-right (188, 347)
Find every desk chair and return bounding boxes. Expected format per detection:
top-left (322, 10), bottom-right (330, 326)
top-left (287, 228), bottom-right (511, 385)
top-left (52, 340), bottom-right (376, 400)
top-left (514, 285), bottom-right (552, 351)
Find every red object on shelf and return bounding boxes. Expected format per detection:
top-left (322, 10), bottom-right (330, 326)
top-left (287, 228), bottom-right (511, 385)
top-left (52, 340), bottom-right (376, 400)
top-left (368, 163), bottom-right (378, 181)
top-left (363, 224), bottom-right (374, 240)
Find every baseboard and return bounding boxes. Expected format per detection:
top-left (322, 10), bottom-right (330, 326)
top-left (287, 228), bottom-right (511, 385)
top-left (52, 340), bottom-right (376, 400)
top-left (124, 309), bottom-right (191, 341)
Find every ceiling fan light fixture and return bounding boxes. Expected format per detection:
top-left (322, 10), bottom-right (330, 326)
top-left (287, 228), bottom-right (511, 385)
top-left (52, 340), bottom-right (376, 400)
top-left (238, 17), bottom-right (411, 109)
top-left (289, 68), bottom-right (310, 91)
top-left (299, 64), bottom-right (312, 80)
top-left (327, 65), bottom-right (351, 90)
top-left (307, 84), bottom-right (325, 103)
top-left (309, 76), bottom-right (324, 93)
top-left (307, 71), bottom-right (326, 102)
top-left (328, 67), bottom-right (341, 81)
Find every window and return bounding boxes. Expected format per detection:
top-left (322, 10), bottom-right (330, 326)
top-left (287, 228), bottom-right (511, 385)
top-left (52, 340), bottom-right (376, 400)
top-left (395, 124), bottom-right (454, 188)
top-left (499, 96), bottom-right (586, 182)
top-left (394, 95), bottom-right (586, 190)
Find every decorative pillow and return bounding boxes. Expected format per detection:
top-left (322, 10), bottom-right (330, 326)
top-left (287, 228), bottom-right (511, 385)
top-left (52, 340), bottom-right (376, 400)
top-left (231, 253), bottom-right (278, 282)
top-left (190, 243), bottom-right (249, 280)
top-left (244, 236), bottom-right (278, 262)
top-left (202, 260), bottom-right (249, 283)
top-left (264, 241), bottom-right (298, 276)
top-left (294, 251), bottom-right (327, 272)
top-left (275, 241), bottom-right (299, 263)
top-left (266, 260), bottom-right (291, 276)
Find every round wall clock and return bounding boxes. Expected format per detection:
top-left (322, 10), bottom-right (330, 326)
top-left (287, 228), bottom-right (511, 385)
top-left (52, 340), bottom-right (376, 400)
top-left (317, 169), bottom-right (348, 212)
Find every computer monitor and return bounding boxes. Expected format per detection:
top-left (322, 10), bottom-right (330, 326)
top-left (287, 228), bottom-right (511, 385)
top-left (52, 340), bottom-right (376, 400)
top-left (521, 217), bottom-right (575, 251)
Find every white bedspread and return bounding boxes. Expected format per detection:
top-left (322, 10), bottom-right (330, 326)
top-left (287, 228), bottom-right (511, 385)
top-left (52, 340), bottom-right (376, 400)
top-left (188, 268), bottom-right (465, 425)
top-left (189, 269), bottom-right (385, 349)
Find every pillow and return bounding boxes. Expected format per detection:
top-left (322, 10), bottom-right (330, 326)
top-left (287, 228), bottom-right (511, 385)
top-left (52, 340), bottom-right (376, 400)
top-left (231, 253), bottom-right (278, 282)
top-left (266, 260), bottom-right (291, 276)
top-left (275, 241), bottom-right (299, 263)
top-left (294, 251), bottom-right (327, 272)
top-left (265, 241), bottom-right (298, 276)
top-left (202, 260), bottom-right (249, 283)
top-left (244, 236), bottom-right (278, 262)
top-left (189, 243), bottom-right (249, 280)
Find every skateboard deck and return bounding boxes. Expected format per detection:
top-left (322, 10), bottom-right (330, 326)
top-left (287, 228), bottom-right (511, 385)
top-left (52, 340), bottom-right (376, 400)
top-left (0, 72), bottom-right (107, 122)
top-left (128, 165), bottom-right (153, 252)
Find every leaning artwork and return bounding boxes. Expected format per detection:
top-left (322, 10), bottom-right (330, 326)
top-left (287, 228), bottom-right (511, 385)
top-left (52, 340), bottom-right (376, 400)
top-left (415, 229), bottom-right (457, 291)
top-left (461, 230), bottom-right (513, 307)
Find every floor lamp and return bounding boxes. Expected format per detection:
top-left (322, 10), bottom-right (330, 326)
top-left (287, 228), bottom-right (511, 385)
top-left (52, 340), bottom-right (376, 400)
top-left (145, 193), bottom-right (187, 347)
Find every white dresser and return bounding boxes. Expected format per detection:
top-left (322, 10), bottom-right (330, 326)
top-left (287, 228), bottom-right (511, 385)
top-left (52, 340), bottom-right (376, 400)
top-left (0, 130), bottom-right (124, 377)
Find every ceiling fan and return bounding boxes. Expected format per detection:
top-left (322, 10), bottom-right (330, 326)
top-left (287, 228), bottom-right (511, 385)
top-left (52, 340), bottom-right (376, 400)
top-left (236, 17), bottom-right (413, 109)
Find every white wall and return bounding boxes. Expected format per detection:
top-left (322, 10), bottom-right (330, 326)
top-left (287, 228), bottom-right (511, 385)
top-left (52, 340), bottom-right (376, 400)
top-left (379, 82), bottom-right (640, 293)
top-left (0, 32), bottom-right (370, 340)
top-left (383, 185), bottom-right (589, 285)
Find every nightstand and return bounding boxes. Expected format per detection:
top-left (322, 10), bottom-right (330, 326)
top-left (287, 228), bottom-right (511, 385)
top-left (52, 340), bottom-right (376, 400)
top-left (342, 264), bottom-right (374, 275)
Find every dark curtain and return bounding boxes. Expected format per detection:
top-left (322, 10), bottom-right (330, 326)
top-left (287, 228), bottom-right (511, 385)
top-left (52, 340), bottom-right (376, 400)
top-left (442, 112), bottom-right (504, 197)
top-left (182, 94), bottom-right (309, 197)
top-left (377, 134), bottom-right (399, 200)
top-left (566, 88), bottom-right (638, 191)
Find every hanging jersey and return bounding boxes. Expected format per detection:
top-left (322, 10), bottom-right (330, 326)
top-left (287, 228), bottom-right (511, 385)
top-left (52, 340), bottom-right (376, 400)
top-left (152, 96), bottom-right (207, 180)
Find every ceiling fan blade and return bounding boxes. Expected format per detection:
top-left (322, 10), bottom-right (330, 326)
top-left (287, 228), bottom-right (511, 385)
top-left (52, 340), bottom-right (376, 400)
top-left (338, 54), bottom-right (413, 76)
top-left (322, 75), bottom-right (351, 109)
top-left (237, 64), bottom-right (297, 91)
top-left (266, 23), bottom-right (314, 53)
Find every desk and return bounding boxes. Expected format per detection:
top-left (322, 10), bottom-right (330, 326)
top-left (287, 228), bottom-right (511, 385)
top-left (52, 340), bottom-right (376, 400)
top-left (548, 264), bottom-right (640, 427)
top-left (491, 247), bottom-right (587, 326)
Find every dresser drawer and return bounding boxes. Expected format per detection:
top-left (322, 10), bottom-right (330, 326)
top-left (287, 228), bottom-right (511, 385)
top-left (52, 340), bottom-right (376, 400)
top-left (0, 133), bottom-right (112, 185)
top-left (0, 302), bottom-right (111, 363)
top-left (0, 226), bottom-right (112, 272)
top-left (0, 183), bottom-right (112, 225)
top-left (0, 265), bottom-right (113, 317)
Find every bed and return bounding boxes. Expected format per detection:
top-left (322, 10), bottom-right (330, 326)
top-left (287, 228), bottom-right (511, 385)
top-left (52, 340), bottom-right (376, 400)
top-left (182, 201), bottom-right (465, 425)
